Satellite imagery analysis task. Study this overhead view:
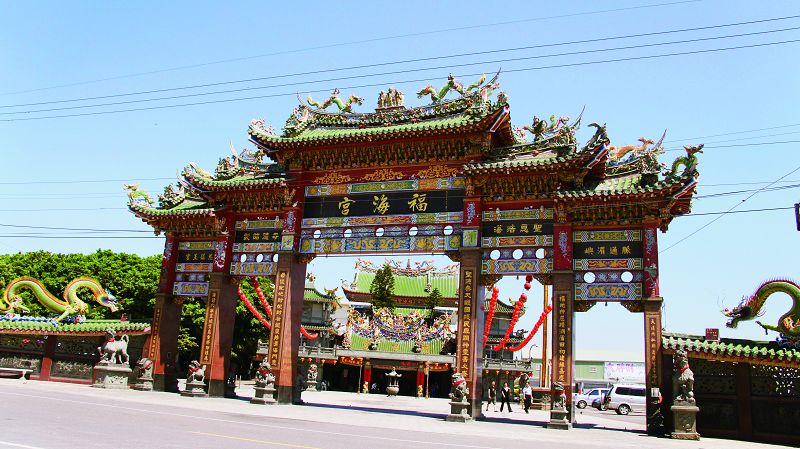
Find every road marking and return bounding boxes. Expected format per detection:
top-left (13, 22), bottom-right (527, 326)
top-left (0, 441), bottom-right (46, 449)
top-left (191, 432), bottom-right (320, 449)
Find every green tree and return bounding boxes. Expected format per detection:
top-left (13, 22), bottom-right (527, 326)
top-left (369, 264), bottom-right (396, 311)
top-left (425, 287), bottom-right (443, 323)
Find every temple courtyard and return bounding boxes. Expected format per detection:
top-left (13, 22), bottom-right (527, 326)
top-left (0, 378), bottom-right (790, 449)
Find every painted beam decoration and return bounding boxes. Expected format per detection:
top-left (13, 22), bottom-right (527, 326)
top-left (480, 207), bottom-right (554, 275)
top-left (173, 241), bottom-right (213, 296)
top-left (300, 176), bottom-right (464, 254)
top-left (229, 218), bottom-right (282, 276)
top-left (572, 230), bottom-right (643, 301)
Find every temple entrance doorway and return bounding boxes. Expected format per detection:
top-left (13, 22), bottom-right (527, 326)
top-left (572, 302), bottom-right (646, 431)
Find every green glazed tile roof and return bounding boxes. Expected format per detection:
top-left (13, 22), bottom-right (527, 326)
top-left (130, 198), bottom-right (218, 217)
top-left (345, 271), bottom-right (458, 299)
top-left (252, 115), bottom-right (486, 144)
top-left (184, 174), bottom-right (287, 189)
top-left (0, 319), bottom-right (151, 335)
top-left (304, 287), bottom-right (337, 302)
top-left (662, 332), bottom-right (800, 364)
top-left (555, 176), bottom-right (688, 198)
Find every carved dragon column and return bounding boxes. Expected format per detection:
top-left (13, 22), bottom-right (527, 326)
top-left (200, 215), bottom-right (238, 397)
top-left (151, 236), bottom-right (182, 392)
top-left (455, 249), bottom-right (486, 418)
top-left (548, 213), bottom-right (575, 429)
top-left (643, 219), bottom-right (665, 434)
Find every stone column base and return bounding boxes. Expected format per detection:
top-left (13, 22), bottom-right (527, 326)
top-left (306, 381), bottom-right (318, 391)
top-left (92, 362), bottom-right (132, 389)
top-left (132, 376), bottom-right (153, 391)
top-left (251, 385), bottom-right (277, 405)
top-left (548, 408), bottom-right (572, 430)
top-left (181, 380), bottom-right (208, 397)
top-left (446, 401), bottom-right (473, 422)
top-left (671, 402), bottom-right (700, 440)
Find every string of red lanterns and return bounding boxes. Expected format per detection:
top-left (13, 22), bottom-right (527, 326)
top-left (252, 277), bottom-right (319, 340)
top-left (237, 285), bottom-right (271, 330)
top-left (506, 303), bottom-right (553, 352)
top-left (483, 286), bottom-right (500, 346)
top-left (492, 274), bottom-right (533, 351)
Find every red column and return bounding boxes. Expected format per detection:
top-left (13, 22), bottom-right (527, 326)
top-left (416, 367), bottom-right (425, 397)
top-left (268, 253), bottom-right (308, 403)
top-left (38, 335), bottom-right (57, 381)
top-left (550, 221), bottom-right (575, 428)
top-left (200, 272), bottom-right (238, 397)
top-left (150, 236), bottom-right (182, 392)
top-left (643, 220), bottom-right (664, 434)
top-left (456, 249), bottom-right (485, 418)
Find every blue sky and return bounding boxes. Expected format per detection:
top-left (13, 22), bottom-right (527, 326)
top-left (1, 0), bottom-right (799, 358)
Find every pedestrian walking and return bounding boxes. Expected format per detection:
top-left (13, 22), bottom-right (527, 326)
top-left (486, 380), bottom-right (497, 412)
top-left (500, 381), bottom-right (513, 412)
top-left (523, 382), bottom-right (533, 413)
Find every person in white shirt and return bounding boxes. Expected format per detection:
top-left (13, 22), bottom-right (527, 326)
top-left (522, 383), bottom-right (533, 413)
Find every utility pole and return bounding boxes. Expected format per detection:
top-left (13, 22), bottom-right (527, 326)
top-left (795, 202), bottom-right (800, 231)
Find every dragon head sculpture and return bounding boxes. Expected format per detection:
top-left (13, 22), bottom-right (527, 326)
top-left (99, 289), bottom-right (119, 312)
top-left (721, 298), bottom-right (752, 328)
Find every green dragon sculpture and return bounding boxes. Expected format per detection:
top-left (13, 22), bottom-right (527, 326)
top-left (1, 277), bottom-right (118, 322)
top-left (124, 183), bottom-right (154, 208)
top-left (307, 88), bottom-right (364, 112)
top-left (722, 279), bottom-right (800, 346)
top-left (664, 144), bottom-right (703, 178)
top-left (416, 73), bottom-right (486, 103)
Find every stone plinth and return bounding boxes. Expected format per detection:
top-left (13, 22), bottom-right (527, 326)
top-left (446, 401), bottom-right (472, 422)
top-left (306, 380), bottom-right (318, 392)
top-left (92, 362), bottom-right (132, 389)
top-left (671, 402), bottom-right (700, 440)
top-left (251, 385), bottom-right (277, 405)
top-left (530, 387), bottom-right (551, 411)
top-left (131, 375), bottom-right (153, 391)
top-left (548, 407), bottom-right (572, 430)
top-left (181, 380), bottom-right (208, 397)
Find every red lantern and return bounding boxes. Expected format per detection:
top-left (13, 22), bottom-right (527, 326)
top-left (525, 274), bottom-right (533, 283)
top-left (524, 282), bottom-right (532, 290)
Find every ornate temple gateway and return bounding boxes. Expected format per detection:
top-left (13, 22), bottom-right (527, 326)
top-left (127, 72), bottom-right (699, 429)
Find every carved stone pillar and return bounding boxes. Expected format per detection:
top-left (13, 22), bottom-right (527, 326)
top-left (199, 272), bottom-right (238, 397)
top-left (151, 293), bottom-right (183, 392)
top-left (268, 253), bottom-right (308, 404)
top-left (644, 296), bottom-right (664, 434)
top-left (455, 249), bottom-right (485, 419)
top-left (549, 221), bottom-right (574, 429)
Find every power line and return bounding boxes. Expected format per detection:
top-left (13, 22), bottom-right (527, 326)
top-left (3, 11), bottom-right (788, 109)
top-left (0, 0), bottom-right (703, 97)
top-left (0, 223), bottom-right (151, 233)
top-left (3, 37), bottom-right (800, 123)
top-left (5, 25), bottom-right (799, 116)
top-left (0, 205), bottom-right (791, 240)
top-left (0, 177), bottom-right (172, 185)
top-left (665, 123), bottom-right (800, 144)
top-left (662, 162), bottom-right (800, 252)
top-left (665, 139), bottom-right (800, 152)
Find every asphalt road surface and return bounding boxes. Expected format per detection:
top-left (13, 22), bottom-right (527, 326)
top-left (0, 386), bottom-right (614, 449)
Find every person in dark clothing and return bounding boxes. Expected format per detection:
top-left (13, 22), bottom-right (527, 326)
top-left (500, 381), bottom-right (513, 412)
top-left (486, 380), bottom-right (497, 412)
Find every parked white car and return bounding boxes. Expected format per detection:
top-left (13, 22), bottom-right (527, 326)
top-left (606, 384), bottom-right (646, 415)
top-left (573, 388), bottom-right (610, 409)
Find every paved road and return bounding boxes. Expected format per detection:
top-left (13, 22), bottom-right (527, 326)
top-left (574, 406), bottom-right (644, 428)
top-left (0, 380), bottom-right (790, 449)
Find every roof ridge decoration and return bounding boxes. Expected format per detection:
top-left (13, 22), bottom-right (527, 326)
top-left (249, 71), bottom-right (505, 142)
top-left (124, 183), bottom-right (154, 208)
top-left (664, 144), bottom-right (703, 179)
top-left (353, 259), bottom-right (458, 277)
top-left (307, 88), bottom-right (365, 113)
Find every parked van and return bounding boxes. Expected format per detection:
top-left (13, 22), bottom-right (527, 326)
top-left (606, 384), bottom-right (646, 415)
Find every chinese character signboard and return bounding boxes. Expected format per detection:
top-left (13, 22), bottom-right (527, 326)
top-left (173, 241), bottom-right (213, 297)
top-left (300, 177), bottom-right (464, 254)
top-left (480, 208), bottom-right (554, 275)
top-left (573, 230), bottom-right (643, 302)
top-left (230, 218), bottom-right (282, 276)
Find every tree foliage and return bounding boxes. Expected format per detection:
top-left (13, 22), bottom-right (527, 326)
top-left (426, 287), bottom-right (443, 310)
top-left (369, 264), bottom-right (396, 310)
top-left (0, 250), bottom-right (274, 376)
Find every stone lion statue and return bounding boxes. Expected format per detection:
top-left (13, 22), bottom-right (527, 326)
top-left (449, 372), bottom-right (469, 403)
top-left (187, 360), bottom-right (206, 383)
top-left (307, 363), bottom-right (318, 383)
top-left (97, 329), bottom-right (130, 364)
top-left (254, 359), bottom-right (275, 388)
top-left (135, 357), bottom-right (154, 379)
top-left (552, 381), bottom-right (566, 410)
top-left (672, 349), bottom-right (695, 404)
